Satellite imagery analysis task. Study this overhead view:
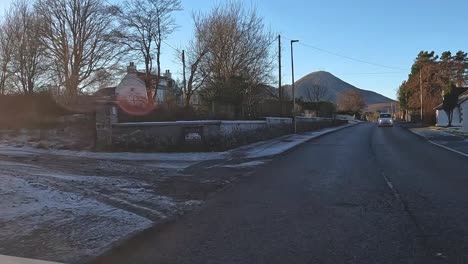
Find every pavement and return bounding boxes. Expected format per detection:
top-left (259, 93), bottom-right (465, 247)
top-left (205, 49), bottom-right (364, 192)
top-left (0, 122), bottom-right (359, 263)
top-left (407, 125), bottom-right (468, 157)
top-left (91, 123), bottom-right (468, 264)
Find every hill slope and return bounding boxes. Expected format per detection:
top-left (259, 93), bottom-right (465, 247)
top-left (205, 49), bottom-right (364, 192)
top-left (283, 71), bottom-right (394, 105)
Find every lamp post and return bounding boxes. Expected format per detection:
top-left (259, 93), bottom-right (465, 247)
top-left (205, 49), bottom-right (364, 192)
top-left (290, 39), bottom-right (299, 132)
top-left (419, 67), bottom-right (426, 123)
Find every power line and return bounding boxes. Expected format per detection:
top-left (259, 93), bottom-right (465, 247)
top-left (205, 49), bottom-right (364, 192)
top-left (337, 71), bottom-right (404, 75)
top-left (162, 40), bottom-right (180, 52)
top-left (282, 36), bottom-right (407, 71)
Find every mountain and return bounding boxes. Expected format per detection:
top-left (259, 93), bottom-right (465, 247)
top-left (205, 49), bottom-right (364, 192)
top-left (283, 71), bottom-right (394, 105)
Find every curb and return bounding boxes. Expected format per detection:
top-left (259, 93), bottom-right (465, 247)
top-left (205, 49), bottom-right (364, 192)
top-left (269, 121), bottom-right (363, 159)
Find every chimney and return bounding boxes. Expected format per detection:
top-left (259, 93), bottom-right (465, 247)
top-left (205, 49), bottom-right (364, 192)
top-left (164, 69), bottom-right (172, 79)
top-left (127, 62), bottom-right (136, 73)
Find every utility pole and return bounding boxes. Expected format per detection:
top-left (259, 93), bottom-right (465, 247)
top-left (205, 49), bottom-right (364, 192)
top-left (419, 68), bottom-right (423, 122)
top-left (290, 39), bottom-right (299, 133)
top-left (278, 35), bottom-right (282, 116)
top-left (182, 50), bottom-right (187, 105)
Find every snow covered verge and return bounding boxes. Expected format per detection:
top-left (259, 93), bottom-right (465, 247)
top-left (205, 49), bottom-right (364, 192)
top-left (0, 158), bottom-right (188, 263)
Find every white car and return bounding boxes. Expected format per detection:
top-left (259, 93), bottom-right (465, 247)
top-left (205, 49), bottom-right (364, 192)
top-left (378, 113), bottom-right (393, 127)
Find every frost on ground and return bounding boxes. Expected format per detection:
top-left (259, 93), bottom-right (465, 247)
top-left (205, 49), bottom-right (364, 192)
top-left (0, 149), bottom-right (263, 263)
top-left (0, 157), bottom-right (208, 263)
top-left (0, 173), bottom-right (153, 263)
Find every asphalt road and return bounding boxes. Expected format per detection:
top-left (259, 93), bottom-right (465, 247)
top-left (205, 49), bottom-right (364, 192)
top-left (91, 123), bottom-right (468, 264)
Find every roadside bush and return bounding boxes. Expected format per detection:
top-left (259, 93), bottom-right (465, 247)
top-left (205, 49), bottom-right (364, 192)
top-left (0, 92), bottom-right (69, 129)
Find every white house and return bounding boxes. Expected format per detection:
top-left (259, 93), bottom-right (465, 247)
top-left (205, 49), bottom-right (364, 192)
top-left (435, 104), bottom-right (462, 127)
top-left (460, 91), bottom-right (468, 132)
top-left (95, 62), bottom-right (178, 109)
top-left (116, 62), bottom-right (176, 105)
top-left (435, 87), bottom-right (468, 127)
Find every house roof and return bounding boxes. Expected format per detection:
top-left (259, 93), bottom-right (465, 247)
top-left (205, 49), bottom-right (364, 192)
top-left (134, 72), bottom-right (174, 91)
top-left (136, 72), bottom-right (171, 81)
top-left (94, 86), bottom-right (116, 97)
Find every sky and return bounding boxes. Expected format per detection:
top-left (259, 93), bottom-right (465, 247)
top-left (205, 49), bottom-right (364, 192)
top-left (1, 0), bottom-right (467, 99)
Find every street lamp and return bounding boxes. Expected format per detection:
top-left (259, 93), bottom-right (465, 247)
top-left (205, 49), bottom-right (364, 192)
top-left (290, 39), bottom-right (299, 132)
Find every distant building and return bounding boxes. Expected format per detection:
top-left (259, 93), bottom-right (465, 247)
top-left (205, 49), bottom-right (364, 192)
top-left (435, 87), bottom-right (468, 128)
top-left (435, 104), bottom-right (462, 127)
top-left (460, 91), bottom-right (468, 132)
top-left (95, 62), bottom-right (178, 108)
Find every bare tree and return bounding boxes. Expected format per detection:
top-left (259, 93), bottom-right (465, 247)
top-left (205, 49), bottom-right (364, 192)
top-left (196, 2), bottom-right (276, 117)
top-left (183, 13), bottom-right (210, 107)
top-left (337, 89), bottom-right (366, 114)
top-left (151, 0), bottom-right (182, 102)
top-left (302, 84), bottom-right (329, 117)
top-left (116, 0), bottom-right (181, 104)
top-left (303, 84), bottom-right (329, 102)
top-left (6, 0), bottom-right (46, 94)
top-left (35, 0), bottom-right (122, 98)
top-left (0, 10), bottom-right (16, 95)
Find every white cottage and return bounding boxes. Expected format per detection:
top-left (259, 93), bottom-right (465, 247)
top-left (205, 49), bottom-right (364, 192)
top-left (460, 91), bottom-right (468, 132)
top-left (95, 62), bottom-right (177, 108)
top-left (435, 104), bottom-right (462, 127)
top-left (435, 87), bottom-right (468, 127)
top-left (115, 62), bottom-right (176, 105)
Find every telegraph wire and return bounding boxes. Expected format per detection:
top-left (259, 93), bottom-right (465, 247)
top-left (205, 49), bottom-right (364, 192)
top-left (282, 35), bottom-right (407, 71)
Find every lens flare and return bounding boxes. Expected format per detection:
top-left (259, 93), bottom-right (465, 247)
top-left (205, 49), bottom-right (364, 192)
top-left (116, 95), bottom-right (155, 116)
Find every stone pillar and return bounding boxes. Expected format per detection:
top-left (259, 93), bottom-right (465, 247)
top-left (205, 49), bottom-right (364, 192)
top-left (95, 102), bottom-right (117, 151)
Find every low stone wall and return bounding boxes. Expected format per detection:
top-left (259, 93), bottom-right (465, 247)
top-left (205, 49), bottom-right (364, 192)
top-left (110, 119), bottom-right (293, 152)
top-left (95, 104), bottom-right (347, 152)
top-left (335, 114), bottom-right (355, 120)
top-left (296, 117), bottom-right (348, 133)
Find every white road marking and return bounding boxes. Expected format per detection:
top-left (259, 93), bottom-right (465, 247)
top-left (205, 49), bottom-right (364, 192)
top-left (382, 173), bottom-right (402, 202)
top-left (428, 140), bottom-right (468, 158)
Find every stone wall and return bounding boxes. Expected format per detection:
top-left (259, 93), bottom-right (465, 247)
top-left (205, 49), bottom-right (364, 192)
top-left (95, 103), bottom-right (118, 150)
top-left (94, 104), bottom-right (347, 152)
top-left (296, 117), bottom-right (348, 133)
top-left (109, 119), bottom-right (292, 152)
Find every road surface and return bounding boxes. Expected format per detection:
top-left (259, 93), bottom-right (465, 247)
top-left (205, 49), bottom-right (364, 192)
top-left (91, 123), bottom-right (468, 264)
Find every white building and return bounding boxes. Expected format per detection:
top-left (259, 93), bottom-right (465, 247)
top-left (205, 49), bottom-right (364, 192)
top-left (115, 62), bottom-right (176, 105)
top-left (435, 105), bottom-right (462, 127)
top-left (95, 62), bottom-right (178, 109)
top-left (460, 91), bottom-right (468, 132)
top-left (435, 87), bottom-right (468, 128)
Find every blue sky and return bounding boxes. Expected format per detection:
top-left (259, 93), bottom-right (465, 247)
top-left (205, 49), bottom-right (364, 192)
top-left (1, 0), bottom-right (467, 99)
